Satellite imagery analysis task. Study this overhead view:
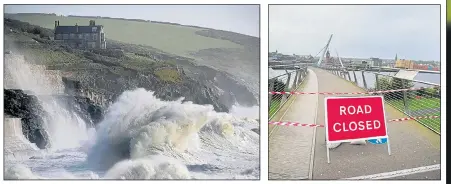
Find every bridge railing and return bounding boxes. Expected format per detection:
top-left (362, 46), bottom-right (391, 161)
top-left (268, 67), bottom-right (308, 120)
top-left (323, 66), bottom-right (441, 134)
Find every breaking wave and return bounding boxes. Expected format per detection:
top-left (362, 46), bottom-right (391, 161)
top-left (85, 88), bottom-right (259, 178)
top-left (4, 165), bottom-right (42, 180)
top-left (5, 53), bottom-right (90, 150)
top-left (4, 53), bottom-right (259, 179)
top-left (103, 155), bottom-right (191, 179)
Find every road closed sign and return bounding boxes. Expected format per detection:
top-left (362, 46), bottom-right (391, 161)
top-left (325, 96), bottom-right (388, 143)
top-left (324, 96), bottom-right (390, 163)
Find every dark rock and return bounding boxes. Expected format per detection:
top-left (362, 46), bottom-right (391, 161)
top-left (66, 67), bottom-right (230, 113)
top-left (62, 77), bottom-right (82, 95)
top-left (35, 94), bottom-right (104, 127)
top-left (4, 89), bottom-right (105, 149)
top-left (251, 128), bottom-right (259, 135)
top-left (57, 95), bottom-right (104, 126)
top-left (4, 89), bottom-right (50, 149)
top-left (135, 72), bottom-right (229, 112)
top-left (29, 156), bottom-right (43, 159)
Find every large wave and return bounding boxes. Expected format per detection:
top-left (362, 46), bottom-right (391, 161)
top-left (103, 155), bottom-right (191, 179)
top-left (86, 88), bottom-right (259, 178)
top-left (5, 53), bottom-right (259, 179)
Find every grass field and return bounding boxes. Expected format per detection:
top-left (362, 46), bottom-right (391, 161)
top-left (448, 0), bottom-right (451, 22)
top-left (387, 97), bottom-right (441, 133)
top-left (269, 99), bottom-right (281, 118)
top-left (389, 97), bottom-right (440, 111)
top-left (155, 68), bottom-right (182, 83)
top-left (6, 14), bottom-right (243, 57)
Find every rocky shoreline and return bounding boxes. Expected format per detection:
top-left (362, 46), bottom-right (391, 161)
top-left (4, 18), bottom-right (259, 150)
top-left (4, 89), bottom-right (103, 149)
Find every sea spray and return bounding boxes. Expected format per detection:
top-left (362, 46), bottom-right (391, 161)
top-left (87, 88), bottom-right (259, 179)
top-left (4, 53), bottom-right (90, 150)
top-left (4, 165), bottom-right (42, 180)
top-left (103, 155), bottom-right (191, 179)
top-left (86, 88), bottom-right (211, 169)
top-left (229, 104), bottom-right (259, 120)
top-left (4, 87), bottom-right (259, 179)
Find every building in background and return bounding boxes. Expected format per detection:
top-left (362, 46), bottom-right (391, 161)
top-left (370, 57), bottom-right (382, 67)
top-left (394, 59), bottom-right (414, 69)
top-left (54, 20), bottom-right (106, 49)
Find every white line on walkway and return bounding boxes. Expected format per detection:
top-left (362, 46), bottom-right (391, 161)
top-left (343, 164), bottom-right (440, 180)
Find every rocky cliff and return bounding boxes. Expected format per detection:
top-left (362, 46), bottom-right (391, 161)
top-left (4, 89), bottom-right (103, 149)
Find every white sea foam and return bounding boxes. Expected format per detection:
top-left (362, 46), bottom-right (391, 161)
top-left (86, 88), bottom-right (259, 179)
top-left (4, 52), bottom-right (259, 179)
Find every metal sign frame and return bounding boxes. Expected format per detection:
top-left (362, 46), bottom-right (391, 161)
top-left (324, 95), bottom-right (391, 163)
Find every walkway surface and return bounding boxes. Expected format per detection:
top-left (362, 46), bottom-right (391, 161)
top-left (269, 68), bottom-right (318, 179)
top-left (268, 67), bottom-right (441, 180)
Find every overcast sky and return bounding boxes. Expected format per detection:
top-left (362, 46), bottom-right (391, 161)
top-left (5, 5), bottom-right (259, 37)
top-left (269, 5), bottom-right (440, 61)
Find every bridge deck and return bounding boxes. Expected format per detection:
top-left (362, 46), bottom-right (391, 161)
top-left (269, 68), bottom-right (319, 179)
top-left (269, 67), bottom-right (441, 180)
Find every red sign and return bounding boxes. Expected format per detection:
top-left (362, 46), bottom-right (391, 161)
top-left (325, 96), bottom-right (388, 142)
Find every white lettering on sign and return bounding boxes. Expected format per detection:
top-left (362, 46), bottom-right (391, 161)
top-left (339, 105), bottom-right (372, 115)
top-left (333, 120), bottom-right (381, 132)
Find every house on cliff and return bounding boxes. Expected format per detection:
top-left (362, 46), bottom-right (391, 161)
top-left (54, 20), bottom-right (106, 49)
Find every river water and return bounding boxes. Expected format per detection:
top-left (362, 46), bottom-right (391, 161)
top-left (269, 68), bottom-right (441, 90)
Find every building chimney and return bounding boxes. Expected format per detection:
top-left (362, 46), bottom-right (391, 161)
top-left (55, 21), bottom-right (57, 28)
top-left (58, 20), bottom-right (60, 26)
top-left (75, 23), bottom-right (78, 33)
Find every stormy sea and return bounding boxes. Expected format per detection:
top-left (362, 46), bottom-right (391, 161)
top-left (4, 52), bottom-right (259, 179)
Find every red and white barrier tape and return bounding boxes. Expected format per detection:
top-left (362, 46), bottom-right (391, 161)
top-left (268, 116), bottom-right (440, 127)
top-left (268, 122), bottom-right (325, 127)
top-left (388, 116), bottom-right (440, 122)
top-left (269, 87), bottom-right (439, 95)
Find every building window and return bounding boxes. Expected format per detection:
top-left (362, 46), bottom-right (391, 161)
top-left (93, 33), bottom-right (98, 40)
top-left (56, 34), bottom-right (62, 40)
top-left (84, 33), bottom-right (90, 40)
top-left (70, 33), bottom-right (76, 39)
top-left (92, 27), bottom-right (97, 32)
top-left (63, 34), bottom-right (69, 39)
top-left (78, 34), bottom-right (83, 39)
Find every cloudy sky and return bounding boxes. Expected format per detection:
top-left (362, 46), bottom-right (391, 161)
top-left (269, 5), bottom-right (440, 61)
top-left (5, 5), bottom-right (259, 37)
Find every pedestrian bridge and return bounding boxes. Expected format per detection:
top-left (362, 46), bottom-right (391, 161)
top-left (268, 67), bottom-right (441, 180)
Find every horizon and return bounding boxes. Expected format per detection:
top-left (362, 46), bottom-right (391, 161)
top-left (269, 51), bottom-right (440, 62)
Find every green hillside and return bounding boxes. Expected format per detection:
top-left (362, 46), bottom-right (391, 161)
top-left (448, 0), bottom-right (451, 23)
top-left (5, 14), bottom-right (243, 57)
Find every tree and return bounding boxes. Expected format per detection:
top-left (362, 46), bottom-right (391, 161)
top-left (269, 79), bottom-right (286, 100)
top-left (375, 77), bottom-right (413, 100)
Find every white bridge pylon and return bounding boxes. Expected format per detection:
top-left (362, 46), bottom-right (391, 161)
top-left (316, 34), bottom-right (333, 66)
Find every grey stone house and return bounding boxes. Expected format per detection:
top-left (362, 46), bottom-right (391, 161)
top-left (54, 20), bottom-right (106, 49)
